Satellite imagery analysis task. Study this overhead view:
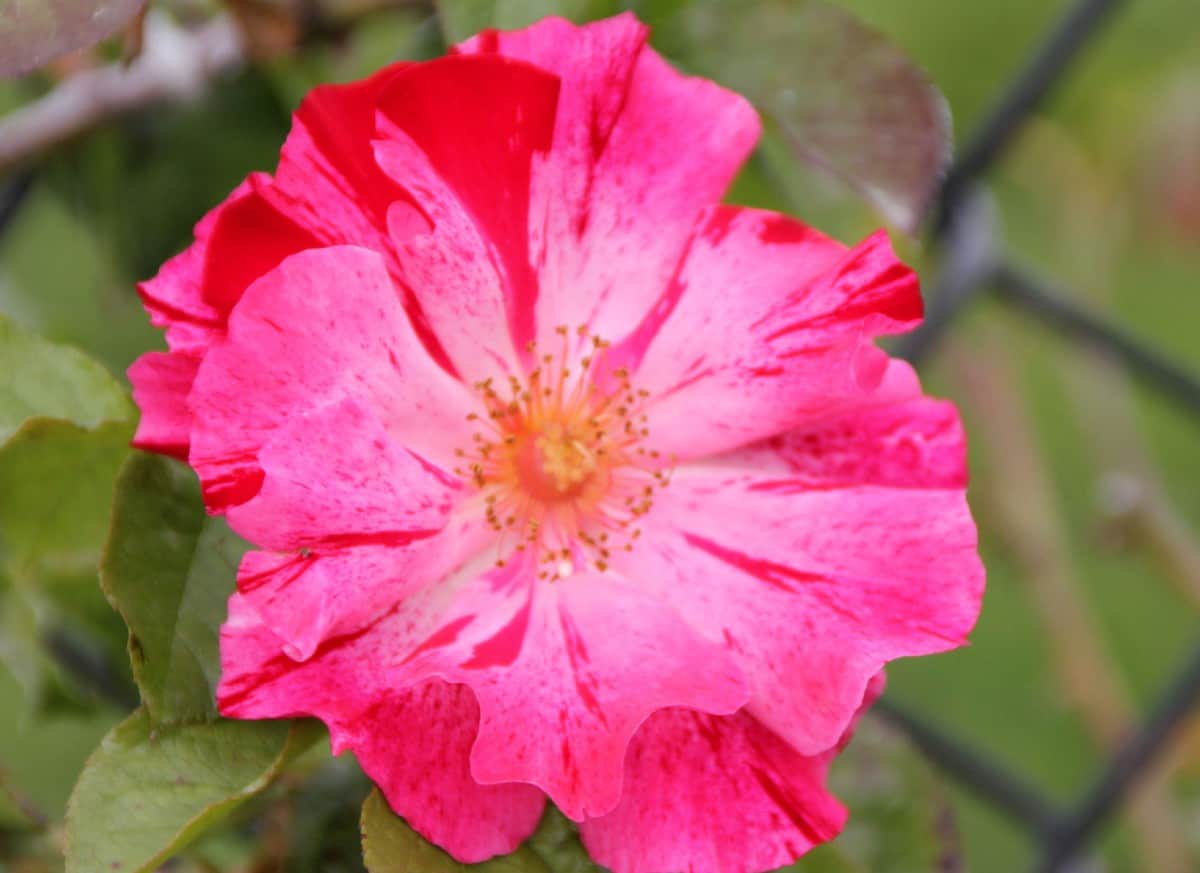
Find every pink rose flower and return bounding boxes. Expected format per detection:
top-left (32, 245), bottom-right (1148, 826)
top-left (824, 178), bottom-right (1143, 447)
top-left (129, 13), bottom-right (983, 872)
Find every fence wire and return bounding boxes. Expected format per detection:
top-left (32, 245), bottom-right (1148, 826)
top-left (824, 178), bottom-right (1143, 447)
top-left (0, 0), bottom-right (1196, 871)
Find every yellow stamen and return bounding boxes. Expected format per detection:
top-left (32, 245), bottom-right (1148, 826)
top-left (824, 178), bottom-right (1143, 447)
top-left (453, 327), bottom-right (672, 576)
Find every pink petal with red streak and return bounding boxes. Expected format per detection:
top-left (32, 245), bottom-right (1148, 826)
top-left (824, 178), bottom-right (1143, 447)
top-left (458, 14), bottom-right (761, 355)
top-left (267, 64), bottom-right (413, 261)
top-left (614, 366), bottom-right (980, 755)
top-left (137, 175), bottom-right (320, 352)
top-left (224, 395), bottom-right (482, 659)
top-left (372, 54), bottom-right (560, 378)
top-left (221, 556), bottom-right (747, 823)
top-left (582, 673), bottom-right (886, 873)
top-left (402, 570), bottom-right (749, 820)
top-left (719, 359), bottom-right (969, 490)
top-left (612, 207), bottom-right (921, 459)
top-left (187, 246), bottom-right (477, 510)
top-left (580, 708), bottom-right (846, 873)
top-left (217, 596), bottom-right (544, 862)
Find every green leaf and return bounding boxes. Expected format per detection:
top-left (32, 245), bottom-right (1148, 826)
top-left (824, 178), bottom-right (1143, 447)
top-left (101, 452), bottom-right (251, 725)
top-left (361, 789), bottom-right (552, 873)
top-left (786, 718), bottom-right (961, 873)
top-left (64, 708), bottom-right (316, 873)
top-left (0, 314), bottom-right (131, 447)
top-left (0, 0), bottom-right (146, 77)
top-left (672, 0), bottom-right (951, 234)
top-left (434, 0), bottom-right (619, 43)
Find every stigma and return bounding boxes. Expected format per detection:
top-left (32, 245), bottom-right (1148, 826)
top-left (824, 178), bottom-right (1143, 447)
top-left (453, 326), bottom-right (672, 579)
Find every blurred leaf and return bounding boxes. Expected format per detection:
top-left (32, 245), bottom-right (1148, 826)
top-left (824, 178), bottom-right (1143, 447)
top-left (0, 187), bottom-right (161, 376)
top-left (361, 789), bottom-right (551, 872)
top-left (727, 126), bottom-right (883, 245)
top-left (672, 0), bottom-right (951, 234)
top-left (0, 314), bottom-right (131, 445)
top-left (0, 316), bottom-right (133, 709)
top-left (524, 806), bottom-right (603, 873)
top-left (0, 418), bottom-right (133, 708)
top-left (0, 584), bottom-right (49, 704)
top-left (434, 0), bottom-right (498, 38)
top-left (6, 604), bottom-right (136, 719)
top-left (101, 452), bottom-right (250, 725)
top-left (434, 0), bottom-right (619, 43)
top-left (0, 418), bottom-right (131, 583)
top-left (0, 661), bottom-right (119, 821)
top-left (64, 709), bottom-right (315, 873)
top-left (0, 0), bottom-right (147, 77)
top-left (284, 756), bottom-right (372, 873)
top-left (786, 718), bottom-right (961, 873)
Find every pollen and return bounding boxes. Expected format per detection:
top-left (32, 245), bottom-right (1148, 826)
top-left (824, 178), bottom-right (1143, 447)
top-left (452, 325), bottom-right (672, 579)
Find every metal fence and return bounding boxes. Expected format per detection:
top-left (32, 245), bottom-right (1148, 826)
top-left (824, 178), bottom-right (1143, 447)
top-left (881, 0), bottom-right (1200, 870)
top-left (0, 0), bottom-right (1196, 871)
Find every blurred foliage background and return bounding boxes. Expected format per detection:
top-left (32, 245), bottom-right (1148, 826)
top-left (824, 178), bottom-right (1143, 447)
top-left (1, 0), bottom-right (1198, 871)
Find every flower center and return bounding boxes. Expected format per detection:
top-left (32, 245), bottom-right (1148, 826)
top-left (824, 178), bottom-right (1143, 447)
top-left (453, 326), bottom-right (672, 579)
top-left (516, 421), bottom-right (600, 502)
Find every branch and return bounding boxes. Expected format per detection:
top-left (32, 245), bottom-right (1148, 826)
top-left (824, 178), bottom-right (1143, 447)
top-left (871, 698), bottom-right (1063, 838)
top-left (0, 13), bottom-right (245, 177)
top-left (1100, 474), bottom-right (1200, 613)
top-left (992, 260), bottom-right (1200, 418)
top-left (0, 170), bottom-right (35, 236)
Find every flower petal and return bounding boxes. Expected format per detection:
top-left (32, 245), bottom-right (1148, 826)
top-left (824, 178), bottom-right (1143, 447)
top-left (358, 680), bottom-right (547, 862)
top-left (616, 372), bottom-right (981, 754)
top-left (459, 14), bottom-right (761, 352)
top-left (128, 351), bottom-right (199, 460)
top-left (224, 396), bottom-right (481, 659)
top-left (395, 569), bottom-right (749, 820)
top-left (268, 64), bottom-right (413, 257)
top-left (217, 598), bottom-right (544, 862)
top-left (137, 174), bottom-right (319, 353)
top-left (188, 246), bottom-right (477, 510)
top-left (222, 557), bottom-right (747, 822)
top-left (608, 207), bottom-right (921, 459)
top-left (372, 53), bottom-right (560, 377)
top-left (580, 708), bottom-right (846, 873)
top-left (718, 359), bottom-right (968, 490)
top-left (225, 396), bottom-right (459, 551)
top-left (131, 177), bottom-right (321, 459)
top-left (263, 62), bottom-right (476, 376)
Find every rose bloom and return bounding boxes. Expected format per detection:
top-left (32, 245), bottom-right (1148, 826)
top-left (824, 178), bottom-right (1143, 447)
top-left (129, 13), bottom-right (983, 873)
